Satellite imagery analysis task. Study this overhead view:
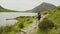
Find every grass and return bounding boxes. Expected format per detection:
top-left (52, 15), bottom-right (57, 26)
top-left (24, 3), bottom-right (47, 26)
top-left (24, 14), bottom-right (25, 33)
top-left (0, 16), bottom-right (37, 34)
top-left (37, 28), bottom-right (48, 34)
top-left (16, 16), bottom-right (37, 27)
top-left (37, 6), bottom-right (60, 34)
top-left (0, 8), bottom-right (16, 12)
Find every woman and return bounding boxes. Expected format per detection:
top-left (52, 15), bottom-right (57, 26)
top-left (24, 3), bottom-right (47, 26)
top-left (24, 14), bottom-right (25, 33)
top-left (37, 11), bottom-right (41, 22)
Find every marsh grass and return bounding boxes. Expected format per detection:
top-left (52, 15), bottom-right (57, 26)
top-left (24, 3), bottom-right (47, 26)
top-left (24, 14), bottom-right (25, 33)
top-left (0, 16), bottom-right (36, 34)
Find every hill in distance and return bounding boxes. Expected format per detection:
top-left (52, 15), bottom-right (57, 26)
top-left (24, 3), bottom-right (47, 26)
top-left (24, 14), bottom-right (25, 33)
top-left (32, 2), bottom-right (56, 13)
top-left (0, 2), bottom-right (56, 12)
top-left (0, 6), bottom-right (4, 9)
top-left (0, 5), bottom-right (17, 12)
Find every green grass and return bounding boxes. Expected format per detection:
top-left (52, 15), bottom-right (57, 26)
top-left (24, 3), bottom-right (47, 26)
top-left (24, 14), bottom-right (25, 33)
top-left (46, 6), bottom-right (60, 34)
top-left (37, 6), bottom-right (60, 34)
top-left (37, 28), bottom-right (46, 34)
top-left (16, 16), bottom-right (37, 27)
top-left (0, 16), bottom-right (37, 34)
top-left (0, 8), bottom-right (16, 12)
top-left (47, 6), bottom-right (60, 25)
top-left (0, 8), bottom-right (32, 12)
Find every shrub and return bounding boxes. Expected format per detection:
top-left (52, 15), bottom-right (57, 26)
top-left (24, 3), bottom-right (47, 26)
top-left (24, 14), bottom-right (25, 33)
top-left (32, 16), bottom-right (35, 18)
top-left (0, 26), bottom-right (12, 34)
top-left (38, 18), bottom-right (55, 31)
top-left (27, 18), bottom-right (30, 21)
top-left (29, 21), bottom-right (33, 24)
top-left (18, 23), bottom-right (24, 28)
top-left (43, 12), bottom-right (48, 15)
top-left (20, 16), bottom-right (24, 18)
top-left (57, 6), bottom-right (60, 10)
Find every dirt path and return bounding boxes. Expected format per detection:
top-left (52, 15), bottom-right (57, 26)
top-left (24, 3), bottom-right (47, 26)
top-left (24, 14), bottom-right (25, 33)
top-left (16, 15), bottom-right (48, 34)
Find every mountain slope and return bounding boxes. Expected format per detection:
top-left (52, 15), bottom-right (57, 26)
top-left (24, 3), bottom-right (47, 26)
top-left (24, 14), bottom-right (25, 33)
top-left (46, 6), bottom-right (60, 34)
top-left (0, 6), bottom-right (4, 9)
top-left (0, 2), bottom-right (56, 12)
top-left (0, 6), bottom-right (16, 12)
top-left (47, 6), bottom-right (60, 25)
top-left (38, 6), bottom-right (60, 34)
top-left (32, 2), bottom-right (56, 13)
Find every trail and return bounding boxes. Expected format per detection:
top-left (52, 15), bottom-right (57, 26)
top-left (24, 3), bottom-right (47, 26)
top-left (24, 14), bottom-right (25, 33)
top-left (16, 14), bottom-right (48, 34)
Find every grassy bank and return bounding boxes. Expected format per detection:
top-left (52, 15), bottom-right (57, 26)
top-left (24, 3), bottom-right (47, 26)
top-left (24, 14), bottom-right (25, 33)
top-left (0, 16), bottom-right (37, 34)
top-left (0, 8), bottom-right (17, 12)
top-left (37, 6), bottom-right (60, 34)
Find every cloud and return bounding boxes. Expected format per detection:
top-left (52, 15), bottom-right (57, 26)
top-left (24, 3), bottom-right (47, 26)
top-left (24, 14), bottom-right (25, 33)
top-left (0, 0), bottom-right (60, 11)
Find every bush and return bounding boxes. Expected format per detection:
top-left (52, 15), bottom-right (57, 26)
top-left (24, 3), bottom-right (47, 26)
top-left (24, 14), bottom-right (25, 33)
top-left (57, 6), bottom-right (60, 10)
top-left (0, 26), bottom-right (12, 34)
top-left (43, 12), bottom-right (48, 15)
top-left (20, 16), bottom-right (24, 18)
top-left (38, 18), bottom-right (55, 31)
top-left (29, 21), bottom-right (33, 24)
top-left (27, 18), bottom-right (30, 21)
top-left (18, 23), bottom-right (24, 28)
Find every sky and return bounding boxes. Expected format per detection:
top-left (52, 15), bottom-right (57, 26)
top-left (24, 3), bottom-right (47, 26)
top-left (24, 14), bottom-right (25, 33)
top-left (0, 0), bottom-right (60, 11)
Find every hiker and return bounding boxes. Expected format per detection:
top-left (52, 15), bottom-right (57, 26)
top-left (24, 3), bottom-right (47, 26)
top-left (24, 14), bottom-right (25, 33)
top-left (37, 11), bottom-right (41, 22)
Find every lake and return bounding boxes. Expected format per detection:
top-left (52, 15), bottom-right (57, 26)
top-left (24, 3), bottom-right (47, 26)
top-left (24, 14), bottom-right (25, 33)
top-left (0, 12), bottom-right (37, 27)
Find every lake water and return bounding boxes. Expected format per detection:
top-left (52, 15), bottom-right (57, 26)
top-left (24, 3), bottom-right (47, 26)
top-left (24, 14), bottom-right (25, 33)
top-left (0, 12), bottom-right (37, 26)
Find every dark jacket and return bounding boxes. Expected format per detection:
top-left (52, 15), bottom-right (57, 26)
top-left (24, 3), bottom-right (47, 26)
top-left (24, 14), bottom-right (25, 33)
top-left (37, 12), bottom-right (41, 20)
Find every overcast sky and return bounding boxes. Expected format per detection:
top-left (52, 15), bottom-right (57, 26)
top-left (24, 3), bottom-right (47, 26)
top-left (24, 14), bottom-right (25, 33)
top-left (0, 0), bottom-right (60, 11)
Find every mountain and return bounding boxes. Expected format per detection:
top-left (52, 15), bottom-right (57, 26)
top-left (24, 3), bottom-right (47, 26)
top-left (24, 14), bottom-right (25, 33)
top-left (0, 6), bottom-right (4, 9)
top-left (0, 2), bottom-right (56, 12)
top-left (32, 2), bottom-right (56, 13)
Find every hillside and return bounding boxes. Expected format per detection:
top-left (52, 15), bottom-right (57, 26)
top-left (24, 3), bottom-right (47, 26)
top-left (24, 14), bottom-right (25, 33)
top-left (46, 6), bottom-right (60, 34)
top-left (38, 6), bottom-right (60, 34)
top-left (32, 2), bottom-right (56, 13)
top-left (0, 6), bottom-right (31, 12)
top-left (0, 2), bottom-right (56, 12)
top-left (47, 6), bottom-right (60, 25)
top-left (0, 6), bottom-right (17, 12)
top-left (0, 6), bottom-right (4, 9)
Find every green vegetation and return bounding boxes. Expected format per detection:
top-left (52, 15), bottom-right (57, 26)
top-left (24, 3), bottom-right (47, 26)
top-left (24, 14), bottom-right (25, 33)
top-left (38, 6), bottom-right (60, 34)
top-left (47, 6), bottom-right (60, 25)
top-left (0, 16), bottom-right (36, 34)
top-left (0, 8), bottom-right (17, 12)
top-left (16, 16), bottom-right (37, 27)
top-left (0, 6), bottom-right (31, 12)
top-left (38, 18), bottom-right (55, 30)
top-left (0, 25), bottom-right (18, 34)
top-left (38, 18), bottom-right (56, 34)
